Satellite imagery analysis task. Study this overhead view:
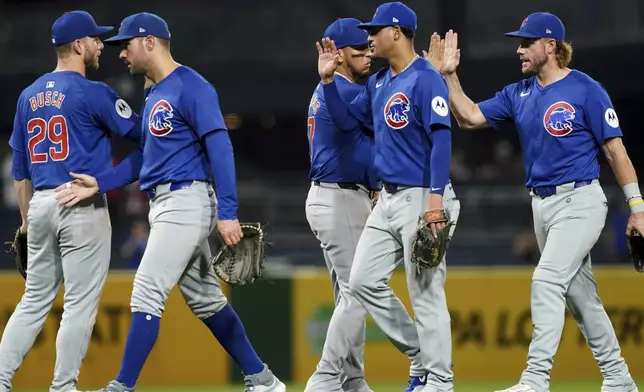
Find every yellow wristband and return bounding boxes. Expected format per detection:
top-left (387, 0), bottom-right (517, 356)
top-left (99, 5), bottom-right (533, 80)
top-left (629, 199), bottom-right (644, 207)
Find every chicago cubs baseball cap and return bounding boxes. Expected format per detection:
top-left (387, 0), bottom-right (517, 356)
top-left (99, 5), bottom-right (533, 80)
top-left (505, 12), bottom-right (565, 41)
top-left (357, 2), bottom-right (417, 32)
top-left (104, 12), bottom-right (171, 44)
top-left (324, 18), bottom-right (369, 48)
top-left (51, 11), bottom-right (113, 47)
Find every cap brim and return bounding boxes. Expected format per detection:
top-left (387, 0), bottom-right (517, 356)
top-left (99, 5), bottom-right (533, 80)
top-left (97, 26), bottom-right (114, 34)
top-left (104, 34), bottom-right (136, 45)
top-left (504, 30), bottom-right (542, 38)
top-left (356, 22), bottom-right (390, 30)
top-left (88, 25), bottom-right (114, 38)
top-left (336, 40), bottom-right (369, 49)
top-left (357, 22), bottom-right (415, 32)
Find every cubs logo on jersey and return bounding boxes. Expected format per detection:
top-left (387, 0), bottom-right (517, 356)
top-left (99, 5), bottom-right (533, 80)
top-left (543, 101), bottom-right (575, 137)
top-left (149, 99), bottom-right (174, 137)
top-left (384, 92), bottom-right (411, 129)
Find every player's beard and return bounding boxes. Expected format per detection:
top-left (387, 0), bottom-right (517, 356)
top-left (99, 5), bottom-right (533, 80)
top-left (522, 53), bottom-right (547, 75)
top-left (84, 50), bottom-right (99, 70)
top-left (348, 63), bottom-right (370, 81)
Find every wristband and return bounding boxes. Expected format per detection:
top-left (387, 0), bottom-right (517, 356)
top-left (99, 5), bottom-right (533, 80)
top-left (629, 199), bottom-right (644, 207)
top-left (623, 182), bottom-right (644, 212)
top-left (629, 198), bottom-right (644, 213)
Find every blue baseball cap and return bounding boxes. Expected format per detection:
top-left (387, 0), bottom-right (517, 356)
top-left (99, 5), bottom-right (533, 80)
top-left (357, 2), bottom-right (417, 32)
top-left (324, 18), bottom-right (369, 49)
top-left (505, 12), bottom-right (565, 41)
top-left (104, 13), bottom-right (171, 45)
top-left (51, 11), bottom-right (113, 47)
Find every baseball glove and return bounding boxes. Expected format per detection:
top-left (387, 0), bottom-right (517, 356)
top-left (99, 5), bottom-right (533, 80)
top-left (5, 228), bottom-right (27, 279)
top-left (411, 210), bottom-right (454, 273)
top-left (628, 230), bottom-right (644, 273)
top-left (211, 222), bottom-right (267, 286)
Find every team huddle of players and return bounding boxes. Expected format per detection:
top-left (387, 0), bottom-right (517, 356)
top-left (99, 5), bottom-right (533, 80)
top-left (305, 3), bottom-right (643, 392)
top-left (1, 2), bottom-right (643, 392)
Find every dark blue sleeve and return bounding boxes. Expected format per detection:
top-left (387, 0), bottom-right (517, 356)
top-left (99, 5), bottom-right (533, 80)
top-left (477, 83), bottom-right (516, 129)
top-left (416, 70), bottom-right (451, 137)
top-left (95, 140), bottom-right (143, 193)
top-left (11, 150), bottom-right (29, 180)
top-left (90, 83), bottom-right (141, 137)
top-left (584, 81), bottom-right (623, 144)
top-left (339, 81), bottom-right (363, 104)
top-left (182, 80), bottom-right (227, 138)
top-left (122, 118), bottom-right (143, 144)
top-left (428, 125), bottom-right (451, 195)
top-left (204, 130), bottom-right (238, 220)
top-left (348, 82), bottom-right (373, 132)
top-left (322, 81), bottom-right (372, 132)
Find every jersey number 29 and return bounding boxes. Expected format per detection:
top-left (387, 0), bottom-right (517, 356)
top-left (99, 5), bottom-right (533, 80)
top-left (307, 116), bottom-right (315, 160)
top-left (28, 115), bottom-right (69, 163)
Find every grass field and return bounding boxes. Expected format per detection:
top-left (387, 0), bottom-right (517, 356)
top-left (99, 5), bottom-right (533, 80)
top-left (16, 380), bottom-right (630, 391)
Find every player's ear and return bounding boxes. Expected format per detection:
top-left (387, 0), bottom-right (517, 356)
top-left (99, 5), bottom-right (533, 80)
top-left (336, 48), bottom-right (346, 64)
top-left (144, 36), bottom-right (155, 51)
top-left (72, 39), bottom-right (84, 55)
top-left (545, 38), bottom-right (556, 55)
top-left (392, 26), bottom-right (401, 41)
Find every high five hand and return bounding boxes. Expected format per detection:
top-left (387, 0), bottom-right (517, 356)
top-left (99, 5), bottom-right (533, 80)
top-left (423, 32), bottom-right (445, 72)
top-left (316, 38), bottom-right (342, 84)
top-left (440, 29), bottom-right (461, 75)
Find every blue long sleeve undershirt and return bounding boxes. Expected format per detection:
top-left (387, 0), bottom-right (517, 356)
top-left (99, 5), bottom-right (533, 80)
top-left (322, 81), bottom-right (361, 132)
top-left (428, 125), bottom-right (451, 195)
top-left (204, 129), bottom-right (238, 220)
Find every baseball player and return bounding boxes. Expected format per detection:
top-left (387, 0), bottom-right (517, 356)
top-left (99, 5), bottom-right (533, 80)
top-left (54, 13), bottom-right (285, 392)
top-left (317, 3), bottom-right (460, 392)
top-left (306, 18), bottom-right (425, 392)
top-left (1, 10), bottom-right (141, 392)
top-left (430, 12), bottom-right (643, 392)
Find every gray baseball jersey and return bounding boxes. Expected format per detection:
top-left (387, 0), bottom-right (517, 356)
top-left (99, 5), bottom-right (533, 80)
top-left (0, 192), bottom-right (111, 392)
top-left (2, 69), bottom-right (140, 392)
top-left (478, 67), bottom-right (637, 392)
top-left (305, 68), bottom-right (426, 391)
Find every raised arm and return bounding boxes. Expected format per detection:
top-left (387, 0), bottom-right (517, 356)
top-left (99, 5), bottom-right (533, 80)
top-left (425, 30), bottom-right (489, 130)
top-left (317, 38), bottom-right (372, 132)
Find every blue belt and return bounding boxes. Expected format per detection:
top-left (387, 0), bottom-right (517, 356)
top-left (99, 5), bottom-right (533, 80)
top-left (531, 180), bottom-right (593, 199)
top-left (145, 181), bottom-right (195, 199)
